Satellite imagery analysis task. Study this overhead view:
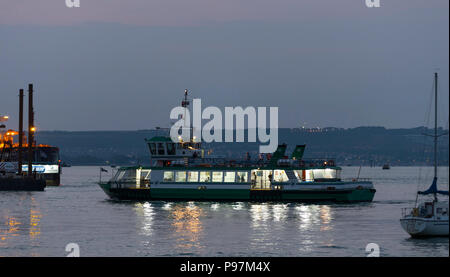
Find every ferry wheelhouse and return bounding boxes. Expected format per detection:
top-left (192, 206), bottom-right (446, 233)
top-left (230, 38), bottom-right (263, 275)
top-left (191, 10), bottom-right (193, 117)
top-left (99, 137), bottom-right (376, 202)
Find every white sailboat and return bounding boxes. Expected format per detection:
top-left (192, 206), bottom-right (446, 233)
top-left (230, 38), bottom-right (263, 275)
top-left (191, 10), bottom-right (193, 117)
top-left (400, 72), bottom-right (449, 238)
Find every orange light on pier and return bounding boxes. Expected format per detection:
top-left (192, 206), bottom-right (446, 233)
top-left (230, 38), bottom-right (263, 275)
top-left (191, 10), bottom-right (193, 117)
top-left (5, 130), bottom-right (18, 136)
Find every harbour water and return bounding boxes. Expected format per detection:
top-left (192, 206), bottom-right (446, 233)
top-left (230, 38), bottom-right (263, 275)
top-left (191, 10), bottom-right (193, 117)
top-left (0, 166), bottom-right (448, 257)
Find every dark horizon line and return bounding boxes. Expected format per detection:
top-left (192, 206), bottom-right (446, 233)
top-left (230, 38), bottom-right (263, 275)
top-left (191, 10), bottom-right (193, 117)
top-left (33, 125), bottom-right (450, 133)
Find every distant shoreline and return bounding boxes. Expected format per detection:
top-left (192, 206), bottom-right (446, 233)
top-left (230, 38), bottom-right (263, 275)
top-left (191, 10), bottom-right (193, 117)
top-left (30, 127), bottom-right (448, 167)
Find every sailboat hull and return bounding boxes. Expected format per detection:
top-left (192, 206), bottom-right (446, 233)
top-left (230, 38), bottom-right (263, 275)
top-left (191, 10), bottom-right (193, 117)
top-left (400, 217), bottom-right (449, 237)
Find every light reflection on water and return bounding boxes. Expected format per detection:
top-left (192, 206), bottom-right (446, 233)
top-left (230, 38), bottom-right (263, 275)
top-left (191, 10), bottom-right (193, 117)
top-left (30, 197), bottom-right (42, 241)
top-left (0, 166), bottom-right (448, 256)
top-left (134, 202), bottom-right (154, 236)
top-left (0, 195), bottom-right (42, 256)
top-left (272, 204), bottom-right (289, 222)
top-left (0, 216), bottom-right (21, 244)
top-left (170, 203), bottom-right (205, 252)
top-left (250, 203), bottom-right (270, 227)
top-left (132, 202), bottom-right (337, 255)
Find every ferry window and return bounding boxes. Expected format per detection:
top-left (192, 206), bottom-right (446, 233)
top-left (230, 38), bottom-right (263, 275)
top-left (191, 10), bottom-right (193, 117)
top-left (251, 171), bottom-right (257, 181)
top-left (163, 171), bottom-right (174, 182)
top-left (324, 169), bottom-right (337, 179)
top-left (112, 170), bottom-right (122, 181)
top-left (122, 169), bottom-right (136, 180)
top-left (274, 170), bottom-right (289, 182)
top-left (312, 169), bottom-right (323, 179)
top-left (157, 143), bottom-right (165, 155)
top-left (304, 170), bottom-right (314, 182)
top-left (212, 172), bottom-right (223, 182)
top-left (167, 143), bottom-right (176, 155)
top-left (224, 172), bottom-right (235, 183)
top-left (312, 169), bottom-right (337, 179)
top-left (236, 172), bottom-right (248, 183)
top-left (176, 171), bottom-right (186, 182)
top-left (199, 171), bottom-right (211, 182)
top-left (116, 170), bottom-right (126, 181)
top-left (294, 170), bottom-right (303, 181)
top-left (140, 170), bottom-right (151, 180)
top-left (188, 171), bottom-right (198, 182)
top-left (149, 143), bottom-right (156, 155)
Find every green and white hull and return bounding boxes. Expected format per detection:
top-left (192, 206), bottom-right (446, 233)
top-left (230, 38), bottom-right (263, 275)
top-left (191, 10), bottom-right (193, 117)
top-left (99, 167), bottom-right (375, 203)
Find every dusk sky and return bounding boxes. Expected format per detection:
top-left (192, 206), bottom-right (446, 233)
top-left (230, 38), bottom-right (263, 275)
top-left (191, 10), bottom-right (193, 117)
top-left (0, 0), bottom-right (448, 131)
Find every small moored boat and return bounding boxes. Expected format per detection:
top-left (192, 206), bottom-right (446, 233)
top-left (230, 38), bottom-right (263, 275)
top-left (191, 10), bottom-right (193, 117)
top-left (400, 73), bottom-right (449, 238)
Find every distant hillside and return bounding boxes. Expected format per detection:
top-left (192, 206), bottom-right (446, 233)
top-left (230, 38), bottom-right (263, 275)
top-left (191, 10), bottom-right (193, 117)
top-left (35, 127), bottom-right (449, 166)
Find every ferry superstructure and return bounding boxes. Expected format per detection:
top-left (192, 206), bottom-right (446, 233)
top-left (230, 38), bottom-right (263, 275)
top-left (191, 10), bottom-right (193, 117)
top-left (98, 92), bottom-right (376, 202)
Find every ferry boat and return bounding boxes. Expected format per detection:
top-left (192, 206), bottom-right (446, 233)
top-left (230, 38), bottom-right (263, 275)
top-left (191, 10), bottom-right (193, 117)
top-left (98, 93), bottom-right (376, 203)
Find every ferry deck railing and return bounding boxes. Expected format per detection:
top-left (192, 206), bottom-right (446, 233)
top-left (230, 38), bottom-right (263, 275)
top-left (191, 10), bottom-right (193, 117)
top-left (181, 157), bottom-right (339, 168)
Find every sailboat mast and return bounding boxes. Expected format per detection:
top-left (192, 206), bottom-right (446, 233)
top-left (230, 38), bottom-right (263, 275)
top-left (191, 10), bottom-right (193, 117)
top-left (434, 72), bottom-right (438, 201)
top-left (434, 72), bottom-right (437, 179)
top-left (416, 72), bottom-right (448, 202)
